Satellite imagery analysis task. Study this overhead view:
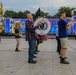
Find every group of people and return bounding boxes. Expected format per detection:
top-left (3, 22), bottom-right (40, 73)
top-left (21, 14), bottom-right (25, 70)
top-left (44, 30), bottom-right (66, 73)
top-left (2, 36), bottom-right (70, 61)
top-left (0, 11), bottom-right (74, 64)
top-left (14, 13), bottom-right (43, 64)
top-left (15, 12), bottom-right (74, 64)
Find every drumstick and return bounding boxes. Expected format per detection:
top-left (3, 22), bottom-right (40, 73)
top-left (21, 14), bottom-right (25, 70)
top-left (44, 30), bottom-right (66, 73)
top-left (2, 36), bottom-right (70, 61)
top-left (38, 17), bottom-right (44, 25)
top-left (41, 17), bottom-right (44, 23)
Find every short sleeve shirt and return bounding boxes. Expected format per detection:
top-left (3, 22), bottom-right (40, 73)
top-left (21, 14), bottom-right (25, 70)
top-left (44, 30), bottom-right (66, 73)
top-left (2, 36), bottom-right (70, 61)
top-left (58, 18), bottom-right (68, 38)
top-left (15, 28), bottom-right (20, 38)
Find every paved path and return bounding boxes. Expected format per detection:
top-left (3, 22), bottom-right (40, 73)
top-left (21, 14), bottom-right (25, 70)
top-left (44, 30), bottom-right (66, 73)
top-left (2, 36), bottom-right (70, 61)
top-left (0, 39), bottom-right (76, 75)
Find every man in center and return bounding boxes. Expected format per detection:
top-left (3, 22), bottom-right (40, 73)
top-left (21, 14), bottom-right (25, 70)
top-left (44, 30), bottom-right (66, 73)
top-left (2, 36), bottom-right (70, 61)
top-left (26, 13), bottom-right (42, 64)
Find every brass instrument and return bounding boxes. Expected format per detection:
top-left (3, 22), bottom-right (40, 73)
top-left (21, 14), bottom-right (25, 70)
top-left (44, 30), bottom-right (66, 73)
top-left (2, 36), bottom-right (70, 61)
top-left (0, 2), bottom-right (3, 17)
top-left (12, 21), bottom-right (22, 36)
top-left (19, 30), bottom-right (22, 36)
top-left (0, 21), bottom-right (4, 33)
top-left (0, 2), bottom-right (4, 33)
top-left (0, 25), bottom-right (4, 33)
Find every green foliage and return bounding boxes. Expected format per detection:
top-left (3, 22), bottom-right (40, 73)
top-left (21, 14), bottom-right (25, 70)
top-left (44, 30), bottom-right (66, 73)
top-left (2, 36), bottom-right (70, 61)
top-left (59, 7), bottom-right (72, 17)
top-left (3, 10), bottom-right (30, 18)
top-left (3, 10), bottom-right (15, 18)
top-left (34, 8), bottom-right (51, 20)
top-left (3, 7), bottom-right (75, 18)
top-left (53, 7), bottom-right (75, 18)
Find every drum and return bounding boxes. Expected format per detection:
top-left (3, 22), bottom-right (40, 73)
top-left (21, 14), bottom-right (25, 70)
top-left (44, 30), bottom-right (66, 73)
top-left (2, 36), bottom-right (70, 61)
top-left (34, 17), bottom-right (51, 35)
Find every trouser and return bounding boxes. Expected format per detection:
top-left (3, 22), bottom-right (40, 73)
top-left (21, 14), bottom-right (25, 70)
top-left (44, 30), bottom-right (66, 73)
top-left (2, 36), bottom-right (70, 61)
top-left (60, 38), bottom-right (68, 48)
top-left (34, 39), bottom-right (39, 52)
top-left (28, 39), bottom-right (35, 61)
top-left (37, 39), bottom-right (40, 45)
top-left (56, 36), bottom-right (61, 53)
top-left (16, 38), bottom-right (20, 44)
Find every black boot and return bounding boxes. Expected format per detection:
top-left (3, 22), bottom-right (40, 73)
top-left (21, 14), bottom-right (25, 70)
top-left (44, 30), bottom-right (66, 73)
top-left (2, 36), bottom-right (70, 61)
top-left (33, 55), bottom-right (37, 58)
top-left (35, 46), bottom-right (40, 52)
top-left (34, 51), bottom-right (38, 54)
top-left (15, 48), bottom-right (20, 52)
top-left (28, 60), bottom-right (37, 64)
top-left (60, 57), bottom-right (69, 64)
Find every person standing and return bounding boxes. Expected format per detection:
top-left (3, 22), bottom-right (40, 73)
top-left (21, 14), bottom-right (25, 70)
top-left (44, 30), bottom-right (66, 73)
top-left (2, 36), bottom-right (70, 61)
top-left (14, 21), bottom-right (21, 52)
top-left (26, 13), bottom-right (41, 64)
top-left (56, 26), bottom-right (61, 54)
top-left (58, 11), bottom-right (74, 64)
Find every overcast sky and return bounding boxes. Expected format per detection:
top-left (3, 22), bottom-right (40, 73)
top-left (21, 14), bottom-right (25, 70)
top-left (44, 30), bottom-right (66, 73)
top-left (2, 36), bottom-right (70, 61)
top-left (0, 0), bottom-right (76, 16)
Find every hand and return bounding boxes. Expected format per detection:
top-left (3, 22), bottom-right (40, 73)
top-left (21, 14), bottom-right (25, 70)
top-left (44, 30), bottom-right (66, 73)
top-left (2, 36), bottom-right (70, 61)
top-left (70, 18), bottom-right (74, 22)
top-left (38, 22), bottom-right (42, 26)
top-left (19, 31), bottom-right (22, 34)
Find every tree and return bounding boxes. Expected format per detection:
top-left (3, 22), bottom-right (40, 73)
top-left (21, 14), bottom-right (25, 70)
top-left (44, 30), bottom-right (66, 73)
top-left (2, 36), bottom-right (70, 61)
top-left (40, 11), bottom-right (50, 17)
top-left (13, 12), bottom-right (19, 18)
top-left (3, 10), bottom-right (15, 18)
top-left (52, 7), bottom-right (75, 18)
top-left (24, 10), bottom-right (30, 18)
top-left (4, 7), bottom-right (75, 18)
top-left (34, 8), bottom-right (51, 19)
top-left (52, 13), bottom-right (60, 18)
top-left (34, 8), bottom-right (41, 20)
top-left (18, 11), bottom-right (24, 18)
top-left (58, 7), bottom-right (73, 17)
top-left (3, 10), bottom-right (31, 18)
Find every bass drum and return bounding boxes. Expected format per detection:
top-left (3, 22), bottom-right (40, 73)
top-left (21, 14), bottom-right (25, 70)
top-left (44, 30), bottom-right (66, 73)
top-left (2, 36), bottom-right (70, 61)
top-left (34, 17), bottom-right (51, 35)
